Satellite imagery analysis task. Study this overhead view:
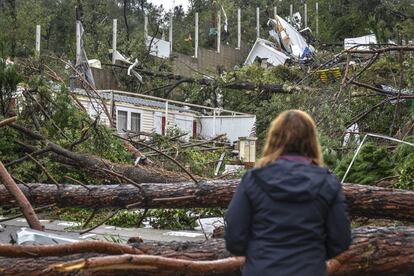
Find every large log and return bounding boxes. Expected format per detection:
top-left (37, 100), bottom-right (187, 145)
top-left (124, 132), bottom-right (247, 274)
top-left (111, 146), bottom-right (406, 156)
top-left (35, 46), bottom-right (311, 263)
top-left (0, 239), bottom-right (231, 276)
top-left (0, 227), bottom-right (412, 275)
top-left (43, 142), bottom-right (188, 184)
top-left (0, 181), bottom-right (414, 222)
top-left (330, 227), bottom-right (414, 275)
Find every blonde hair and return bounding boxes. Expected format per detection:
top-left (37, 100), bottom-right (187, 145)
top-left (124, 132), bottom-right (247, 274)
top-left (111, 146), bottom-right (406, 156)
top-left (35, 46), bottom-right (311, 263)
top-left (256, 110), bottom-right (323, 167)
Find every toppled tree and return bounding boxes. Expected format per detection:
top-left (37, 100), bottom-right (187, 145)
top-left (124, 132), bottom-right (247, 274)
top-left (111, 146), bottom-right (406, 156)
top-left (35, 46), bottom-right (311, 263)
top-left (0, 227), bottom-right (412, 275)
top-left (1, 181), bottom-right (414, 222)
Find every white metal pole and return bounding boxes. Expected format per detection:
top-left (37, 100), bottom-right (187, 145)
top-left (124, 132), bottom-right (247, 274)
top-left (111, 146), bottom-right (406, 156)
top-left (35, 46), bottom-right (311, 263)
top-left (213, 109), bottom-right (216, 137)
top-left (75, 21), bottom-right (81, 63)
top-left (165, 101), bottom-right (169, 135)
top-left (169, 14), bottom-right (173, 53)
top-left (256, 7), bottom-right (260, 38)
top-left (112, 19), bottom-right (117, 64)
top-left (195, 12), bottom-right (199, 58)
top-left (237, 8), bottom-right (241, 49)
top-left (290, 4), bottom-right (293, 23)
top-left (304, 3), bottom-right (308, 28)
top-left (217, 12), bottom-right (221, 53)
top-left (316, 2), bottom-right (319, 37)
top-left (341, 135), bottom-right (368, 183)
top-left (144, 13), bottom-right (148, 42)
top-left (274, 6), bottom-right (277, 19)
top-left (35, 25), bottom-right (41, 56)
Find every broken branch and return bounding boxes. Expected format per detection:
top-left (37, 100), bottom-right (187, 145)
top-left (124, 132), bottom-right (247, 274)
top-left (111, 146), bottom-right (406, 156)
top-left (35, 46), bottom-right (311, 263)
top-left (0, 116), bottom-right (17, 128)
top-left (0, 161), bottom-right (43, 230)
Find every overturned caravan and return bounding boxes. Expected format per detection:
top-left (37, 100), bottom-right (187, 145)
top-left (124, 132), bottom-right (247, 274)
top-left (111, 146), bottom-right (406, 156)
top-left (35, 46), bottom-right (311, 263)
top-left (268, 16), bottom-right (313, 60)
top-left (245, 15), bottom-right (314, 67)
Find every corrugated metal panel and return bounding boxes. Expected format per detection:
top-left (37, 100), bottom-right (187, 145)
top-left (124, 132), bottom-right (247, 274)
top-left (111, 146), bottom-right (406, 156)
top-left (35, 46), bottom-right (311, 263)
top-left (73, 89), bottom-right (196, 113)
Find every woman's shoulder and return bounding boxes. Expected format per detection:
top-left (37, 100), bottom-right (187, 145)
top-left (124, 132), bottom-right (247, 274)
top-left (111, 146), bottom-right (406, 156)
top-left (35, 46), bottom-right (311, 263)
top-left (238, 169), bottom-right (259, 190)
top-left (319, 171), bottom-right (342, 204)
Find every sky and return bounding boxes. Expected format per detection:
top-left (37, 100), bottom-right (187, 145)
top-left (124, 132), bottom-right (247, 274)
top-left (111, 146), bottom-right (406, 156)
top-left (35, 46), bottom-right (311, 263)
top-left (148, 0), bottom-right (190, 12)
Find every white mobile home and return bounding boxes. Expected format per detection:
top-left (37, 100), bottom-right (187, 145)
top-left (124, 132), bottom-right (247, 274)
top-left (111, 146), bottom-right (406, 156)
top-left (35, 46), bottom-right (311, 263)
top-left (73, 89), bottom-right (256, 143)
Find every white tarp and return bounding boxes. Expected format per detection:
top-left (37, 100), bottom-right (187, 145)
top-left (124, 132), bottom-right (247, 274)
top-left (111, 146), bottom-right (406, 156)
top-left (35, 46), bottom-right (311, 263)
top-left (269, 16), bottom-right (310, 58)
top-left (146, 36), bottom-right (171, 59)
top-left (17, 228), bottom-right (79, 245)
top-left (245, 38), bottom-right (289, 66)
top-left (344, 34), bottom-right (377, 50)
top-left (111, 50), bottom-right (143, 82)
top-left (343, 123), bottom-right (361, 147)
top-left (76, 21), bottom-right (95, 88)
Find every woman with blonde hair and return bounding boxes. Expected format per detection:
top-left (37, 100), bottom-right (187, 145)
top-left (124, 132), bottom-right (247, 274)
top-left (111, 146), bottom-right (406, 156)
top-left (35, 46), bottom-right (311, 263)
top-left (225, 110), bottom-right (351, 276)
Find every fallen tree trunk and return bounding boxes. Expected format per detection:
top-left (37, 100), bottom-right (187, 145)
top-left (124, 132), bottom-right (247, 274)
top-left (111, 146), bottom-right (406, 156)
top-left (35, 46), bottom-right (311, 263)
top-left (45, 142), bottom-right (188, 184)
top-left (0, 181), bottom-right (414, 221)
top-left (0, 239), bottom-right (231, 275)
top-left (103, 63), bottom-right (311, 94)
top-left (329, 227), bottom-right (414, 275)
top-left (0, 240), bottom-right (143, 257)
top-left (0, 227), bottom-right (412, 275)
top-left (8, 138), bottom-right (187, 184)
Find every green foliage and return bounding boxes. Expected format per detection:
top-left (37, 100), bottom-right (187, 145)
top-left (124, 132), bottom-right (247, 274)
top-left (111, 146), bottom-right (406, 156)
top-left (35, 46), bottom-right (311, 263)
top-left (394, 136), bottom-right (414, 162)
top-left (220, 65), bottom-right (305, 90)
top-left (393, 136), bottom-right (414, 189)
top-left (102, 234), bottom-right (126, 244)
top-left (396, 153), bottom-right (414, 190)
top-left (108, 210), bottom-right (143, 228)
top-left (181, 149), bottom-right (228, 177)
top-left (0, 58), bottom-right (22, 116)
top-left (320, 134), bottom-right (341, 169)
top-left (148, 209), bottom-right (197, 230)
top-left (335, 143), bottom-right (395, 184)
top-left (49, 207), bottom-right (225, 230)
top-left (148, 208), bottom-right (224, 230)
top-left (50, 207), bottom-right (93, 223)
top-left (0, 63), bottom-right (133, 183)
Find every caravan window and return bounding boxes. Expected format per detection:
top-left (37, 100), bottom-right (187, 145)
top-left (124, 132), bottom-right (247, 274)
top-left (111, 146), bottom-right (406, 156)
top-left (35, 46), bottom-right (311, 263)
top-left (117, 110), bottom-right (128, 132)
top-left (131, 112), bottom-right (141, 133)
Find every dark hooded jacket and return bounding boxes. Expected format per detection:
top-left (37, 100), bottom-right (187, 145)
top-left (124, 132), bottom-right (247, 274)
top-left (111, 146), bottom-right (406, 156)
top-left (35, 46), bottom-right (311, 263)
top-left (225, 157), bottom-right (352, 276)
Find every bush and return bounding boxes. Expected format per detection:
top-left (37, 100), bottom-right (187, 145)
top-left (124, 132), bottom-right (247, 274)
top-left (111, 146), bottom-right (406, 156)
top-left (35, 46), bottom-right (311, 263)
top-left (396, 153), bottom-right (414, 190)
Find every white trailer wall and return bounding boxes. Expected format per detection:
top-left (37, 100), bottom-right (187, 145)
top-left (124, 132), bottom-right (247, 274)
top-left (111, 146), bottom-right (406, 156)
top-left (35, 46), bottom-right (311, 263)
top-left (199, 115), bottom-right (256, 143)
top-left (154, 112), bottom-right (195, 141)
top-left (174, 115), bottom-right (194, 141)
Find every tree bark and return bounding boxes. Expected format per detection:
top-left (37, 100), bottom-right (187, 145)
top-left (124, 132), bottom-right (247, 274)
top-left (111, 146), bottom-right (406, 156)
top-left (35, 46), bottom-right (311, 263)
top-left (0, 181), bottom-right (414, 222)
top-left (0, 161), bottom-right (43, 230)
top-left (330, 227), bottom-right (414, 276)
top-left (0, 228), bottom-right (412, 275)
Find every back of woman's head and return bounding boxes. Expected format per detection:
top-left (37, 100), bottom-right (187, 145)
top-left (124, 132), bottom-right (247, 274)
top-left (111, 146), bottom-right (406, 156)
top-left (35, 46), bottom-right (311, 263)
top-left (256, 110), bottom-right (323, 167)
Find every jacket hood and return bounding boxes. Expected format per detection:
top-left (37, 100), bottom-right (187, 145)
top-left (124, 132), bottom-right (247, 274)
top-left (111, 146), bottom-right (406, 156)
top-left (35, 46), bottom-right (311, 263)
top-left (252, 159), bottom-right (331, 202)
